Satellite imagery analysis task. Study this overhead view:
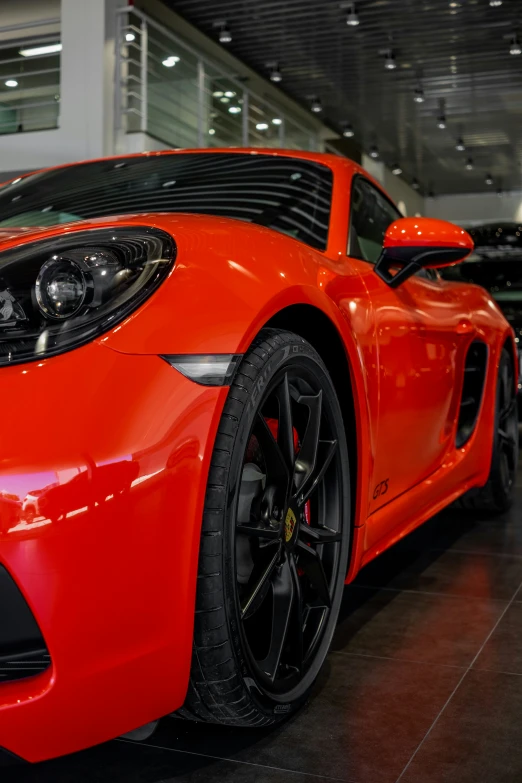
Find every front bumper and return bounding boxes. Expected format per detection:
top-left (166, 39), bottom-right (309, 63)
top-left (0, 342), bottom-right (225, 762)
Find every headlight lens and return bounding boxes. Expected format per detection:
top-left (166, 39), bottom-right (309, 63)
top-left (0, 226), bottom-right (175, 365)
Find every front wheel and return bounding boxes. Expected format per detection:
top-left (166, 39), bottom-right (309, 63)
top-left (178, 328), bottom-right (351, 726)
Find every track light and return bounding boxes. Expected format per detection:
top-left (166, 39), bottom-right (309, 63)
top-left (343, 123), bottom-right (354, 138)
top-left (465, 158), bottom-right (474, 170)
top-left (413, 87), bottom-right (425, 103)
top-left (455, 137), bottom-right (466, 151)
top-left (437, 114), bottom-right (446, 129)
top-left (412, 178), bottom-right (420, 190)
top-left (384, 50), bottom-right (397, 70)
top-left (369, 145), bottom-right (379, 159)
top-left (346, 3), bottom-right (360, 26)
top-left (311, 97), bottom-right (323, 113)
top-left (215, 22), bottom-right (232, 44)
top-left (510, 35), bottom-right (521, 55)
top-left (269, 64), bottom-right (282, 83)
top-left (392, 164), bottom-right (402, 175)
top-left (485, 174), bottom-right (493, 185)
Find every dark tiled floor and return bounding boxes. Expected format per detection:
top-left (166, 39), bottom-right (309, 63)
top-left (6, 476), bottom-right (522, 783)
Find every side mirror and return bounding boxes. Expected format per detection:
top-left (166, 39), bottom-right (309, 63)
top-left (374, 217), bottom-right (474, 288)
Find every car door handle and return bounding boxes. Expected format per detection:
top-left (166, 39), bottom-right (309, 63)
top-left (456, 319), bottom-right (475, 335)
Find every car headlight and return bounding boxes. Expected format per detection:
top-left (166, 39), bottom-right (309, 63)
top-left (0, 226), bottom-right (175, 366)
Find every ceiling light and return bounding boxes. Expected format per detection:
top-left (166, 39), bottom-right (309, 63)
top-left (510, 35), bottom-right (521, 55)
top-left (125, 33), bottom-right (136, 42)
top-left (489, 0), bottom-right (502, 6)
top-left (343, 123), bottom-right (355, 137)
top-left (19, 43), bottom-right (62, 57)
top-left (311, 97), bottom-right (322, 113)
top-left (455, 137), bottom-right (466, 151)
top-left (466, 158), bottom-right (474, 170)
top-left (270, 64), bottom-right (282, 83)
top-left (413, 87), bottom-right (425, 103)
top-left (224, 90), bottom-right (235, 98)
top-left (220, 96), bottom-right (230, 103)
top-left (412, 178), bottom-right (420, 190)
top-left (162, 56), bottom-right (180, 67)
top-left (208, 128), bottom-right (216, 135)
top-left (369, 145), bottom-right (379, 159)
top-left (384, 51), bottom-right (397, 70)
top-left (392, 164), bottom-right (402, 175)
top-left (228, 105), bottom-right (241, 114)
top-left (213, 90), bottom-right (224, 98)
top-left (219, 23), bottom-right (232, 44)
top-left (256, 122), bottom-right (269, 130)
top-left (5, 79), bottom-right (18, 88)
top-left (346, 3), bottom-right (360, 26)
top-left (272, 118), bottom-right (282, 125)
top-left (437, 114), bottom-right (446, 129)
top-left (485, 174), bottom-right (493, 185)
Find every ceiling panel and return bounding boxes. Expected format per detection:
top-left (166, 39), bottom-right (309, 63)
top-left (169, 0), bottom-right (522, 195)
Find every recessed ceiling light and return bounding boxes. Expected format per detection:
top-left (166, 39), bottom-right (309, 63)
top-left (19, 43), bottom-right (62, 57)
top-left (220, 96), bottom-right (230, 103)
top-left (5, 79), bottom-right (18, 88)
top-left (213, 90), bottom-right (224, 98)
top-left (256, 122), bottom-right (269, 130)
top-left (228, 105), bottom-right (241, 114)
top-left (208, 128), bottom-right (216, 135)
top-left (489, 0), bottom-right (502, 6)
top-left (125, 33), bottom-right (136, 42)
top-left (224, 90), bottom-right (235, 98)
top-left (162, 56), bottom-right (180, 67)
top-left (272, 118), bottom-right (283, 125)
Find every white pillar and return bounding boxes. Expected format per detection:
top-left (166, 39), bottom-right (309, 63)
top-left (60, 0), bottom-right (119, 160)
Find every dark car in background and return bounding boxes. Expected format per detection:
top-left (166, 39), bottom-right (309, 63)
top-left (441, 221), bottom-right (522, 403)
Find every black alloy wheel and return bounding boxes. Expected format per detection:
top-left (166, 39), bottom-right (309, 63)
top-left (179, 328), bottom-right (351, 726)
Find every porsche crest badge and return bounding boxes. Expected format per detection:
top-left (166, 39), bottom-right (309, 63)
top-left (284, 508), bottom-right (297, 543)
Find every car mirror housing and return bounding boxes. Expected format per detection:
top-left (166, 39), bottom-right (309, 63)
top-left (374, 217), bottom-right (474, 288)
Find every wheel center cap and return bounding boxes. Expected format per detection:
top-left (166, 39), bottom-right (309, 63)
top-left (284, 507), bottom-right (298, 545)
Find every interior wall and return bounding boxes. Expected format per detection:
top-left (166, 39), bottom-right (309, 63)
top-left (361, 153), bottom-right (424, 217)
top-left (425, 192), bottom-right (522, 226)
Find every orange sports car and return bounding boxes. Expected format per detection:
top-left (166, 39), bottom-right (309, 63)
top-left (0, 149), bottom-right (517, 763)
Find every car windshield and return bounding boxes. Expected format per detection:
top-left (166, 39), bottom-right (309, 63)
top-left (0, 153), bottom-right (333, 250)
top-left (441, 223), bottom-right (522, 319)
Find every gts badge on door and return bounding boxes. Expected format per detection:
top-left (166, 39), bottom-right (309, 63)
top-left (373, 479), bottom-right (389, 500)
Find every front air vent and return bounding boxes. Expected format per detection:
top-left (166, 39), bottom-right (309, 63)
top-left (456, 341), bottom-right (488, 448)
top-left (0, 566), bottom-right (50, 683)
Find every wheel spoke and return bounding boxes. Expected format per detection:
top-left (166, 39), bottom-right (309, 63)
top-left (296, 540), bottom-right (331, 608)
top-left (241, 543), bottom-right (281, 620)
top-left (294, 391), bottom-right (322, 490)
top-left (258, 555), bottom-right (294, 681)
top-left (276, 373), bottom-right (295, 473)
top-left (295, 439), bottom-right (337, 506)
top-left (299, 521), bottom-right (342, 544)
top-left (498, 427), bottom-right (517, 450)
top-left (253, 413), bottom-right (290, 489)
top-left (236, 523), bottom-right (281, 540)
top-left (288, 554), bottom-right (304, 673)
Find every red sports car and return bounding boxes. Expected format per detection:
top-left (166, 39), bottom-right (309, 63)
top-left (0, 149), bottom-right (517, 763)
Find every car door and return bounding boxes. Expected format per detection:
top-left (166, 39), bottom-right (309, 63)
top-left (345, 176), bottom-right (470, 513)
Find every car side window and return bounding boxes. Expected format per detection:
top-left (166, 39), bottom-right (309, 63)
top-left (349, 177), bottom-right (402, 264)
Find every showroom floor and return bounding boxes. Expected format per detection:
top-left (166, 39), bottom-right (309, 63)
top-left (6, 464), bottom-right (522, 783)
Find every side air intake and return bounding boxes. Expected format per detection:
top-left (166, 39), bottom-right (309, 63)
top-left (456, 341), bottom-right (488, 448)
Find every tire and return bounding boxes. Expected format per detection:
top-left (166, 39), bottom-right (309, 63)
top-left (456, 347), bottom-right (519, 514)
top-left (178, 328), bottom-right (351, 726)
